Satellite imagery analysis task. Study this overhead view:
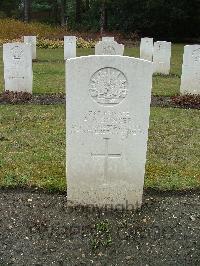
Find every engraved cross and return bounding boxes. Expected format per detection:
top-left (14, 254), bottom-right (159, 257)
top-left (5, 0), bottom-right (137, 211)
top-left (91, 138), bottom-right (121, 181)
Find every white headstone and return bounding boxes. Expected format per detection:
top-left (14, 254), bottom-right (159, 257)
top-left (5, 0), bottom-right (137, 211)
top-left (66, 55), bottom-right (153, 209)
top-left (95, 40), bottom-right (124, 55)
top-left (180, 45), bottom-right (200, 95)
top-left (102, 37), bottom-right (115, 41)
top-left (140, 37), bottom-right (154, 61)
top-left (64, 36), bottom-right (76, 60)
top-left (3, 43), bottom-right (33, 93)
top-left (153, 41), bottom-right (171, 74)
top-left (24, 36), bottom-right (36, 60)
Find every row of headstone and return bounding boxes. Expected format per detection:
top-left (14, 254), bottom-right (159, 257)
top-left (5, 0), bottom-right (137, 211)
top-left (2, 38), bottom-right (200, 95)
top-left (66, 44), bottom-right (199, 209)
top-left (23, 35), bottom-right (77, 60)
top-left (140, 37), bottom-right (171, 74)
top-left (140, 38), bottom-right (200, 94)
top-left (9, 35), bottom-right (134, 60)
top-left (64, 36), bottom-right (124, 58)
top-left (2, 39), bottom-right (153, 210)
top-left (2, 35), bottom-right (76, 93)
top-left (2, 36), bottom-right (125, 94)
top-left (65, 41), bottom-right (200, 209)
top-left (2, 39), bottom-right (199, 210)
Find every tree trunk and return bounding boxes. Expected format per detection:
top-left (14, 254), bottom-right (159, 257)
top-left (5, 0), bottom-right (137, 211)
top-left (58, 0), bottom-right (67, 26)
top-left (52, 1), bottom-right (59, 24)
top-left (104, 3), bottom-right (108, 30)
top-left (24, 0), bottom-right (31, 23)
top-left (100, 0), bottom-right (106, 35)
top-left (76, 0), bottom-right (82, 24)
top-left (85, 0), bottom-right (90, 10)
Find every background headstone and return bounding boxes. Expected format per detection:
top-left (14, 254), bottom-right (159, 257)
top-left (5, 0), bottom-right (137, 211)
top-left (64, 36), bottom-right (76, 60)
top-left (95, 40), bottom-right (124, 55)
top-left (3, 43), bottom-right (33, 93)
top-left (180, 45), bottom-right (200, 95)
top-left (24, 36), bottom-right (37, 60)
top-left (153, 41), bottom-right (171, 74)
top-left (66, 55), bottom-right (153, 209)
top-left (140, 37), bottom-right (154, 61)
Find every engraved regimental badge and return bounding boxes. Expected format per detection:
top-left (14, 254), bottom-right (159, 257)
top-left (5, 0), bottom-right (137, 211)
top-left (192, 48), bottom-right (200, 63)
top-left (102, 44), bottom-right (116, 55)
top-left (11, 46), bottom-right (24, 60)
top-left (89, 67), bottom-right (128, 106)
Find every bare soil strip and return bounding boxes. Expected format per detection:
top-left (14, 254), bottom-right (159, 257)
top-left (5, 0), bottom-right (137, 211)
top-left (0, 188), bottom-right (199, 265)
top-left (0, 92), bottom-right (199, 109)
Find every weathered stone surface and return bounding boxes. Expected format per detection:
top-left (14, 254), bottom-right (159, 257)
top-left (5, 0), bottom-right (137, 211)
top-left (153, 41), bottom-right (171, 74)
top-left (180, 45), bottom-right (200, 95)
top-left (182, 45), bottom-right (200, 66)
top-left (64, 36), bottom-right (76, 60)
top-left (24, 36), bottom-right (37, 60)
top-left (66, 55), bottom-right (153, 209)
top-left (102, 37), bottom-right (115, 41)
top-left (95, 40), bottom-right (124, 55)
top-left (140, 37), bottom-right (153, 61)
top-left (3, 43), bottom-right (33, 93)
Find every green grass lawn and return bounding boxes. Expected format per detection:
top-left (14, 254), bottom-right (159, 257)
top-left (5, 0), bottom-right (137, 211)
top-left (0, 105), bottom-right (199, 191)
top-left (0, 44), bottom-right (183, 96)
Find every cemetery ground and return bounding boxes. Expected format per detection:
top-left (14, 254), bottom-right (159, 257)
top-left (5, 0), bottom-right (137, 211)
top-left (0, 44), bottom-right (200, 265)
top-left (0, 43), bottom-right (199, 191)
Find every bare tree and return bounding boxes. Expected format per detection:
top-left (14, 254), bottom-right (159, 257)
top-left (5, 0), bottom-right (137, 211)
top-left (24, 0), bottom-right (31, 22)
top-left (85, 0), bottom-right (90, 10)
top-left (57, 0), bottom-right (67, 26)
top-left (100, 0), bottom-right (106, 35)
top-left (76, 0), bottom-right (82, 24)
